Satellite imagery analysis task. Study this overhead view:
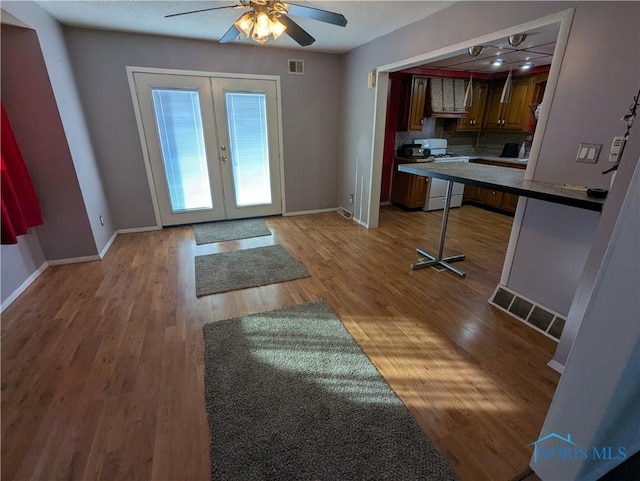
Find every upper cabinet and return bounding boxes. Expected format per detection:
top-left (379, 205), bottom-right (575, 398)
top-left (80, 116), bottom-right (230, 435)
top-left (407, 76), bottom-right (429, 131)
top-left (457, 81), bottom-right (488, 131)
top-left (483, 76), bottom-right (535, 131)
top-left (429, 77), bottom-right (467, 118)
top-left (394, 70), bottom-right (548, 133)
top-left (395, 75), bottom-right (429, 132)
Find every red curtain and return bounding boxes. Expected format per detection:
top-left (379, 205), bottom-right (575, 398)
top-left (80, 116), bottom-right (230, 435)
top-left (1, 103), bottom-right (43, 244)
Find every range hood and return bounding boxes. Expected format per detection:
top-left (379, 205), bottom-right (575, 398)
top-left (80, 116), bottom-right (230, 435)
top-left (428, 77), bottom-right (467, 118)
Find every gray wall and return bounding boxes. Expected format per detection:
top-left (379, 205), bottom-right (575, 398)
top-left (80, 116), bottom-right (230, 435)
top-left (534, 157), bottom-right (640, 480)
top-left (507, 1), bottom-right (640, 314)
top-left (1, 24), bottom-right (95, 261)
top-left (63, 28), bottom-right (343, 229)
top-left (338, 1), bottom-right (640, 314)
top-left (2, 2), bottom-right (116, 254)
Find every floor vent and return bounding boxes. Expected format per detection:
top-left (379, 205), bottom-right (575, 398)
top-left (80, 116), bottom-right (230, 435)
top-left (489, 285), bottom-right (566, 342)
top-left (336, 207), bottom-right (353, 220)
top-left (288, 59), bottom-right (304, 75)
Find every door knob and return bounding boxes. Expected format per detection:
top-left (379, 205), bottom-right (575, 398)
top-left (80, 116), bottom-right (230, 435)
top-left (221, 155), bottom-right (228, 162)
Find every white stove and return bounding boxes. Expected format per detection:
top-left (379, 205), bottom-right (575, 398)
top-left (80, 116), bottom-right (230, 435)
top-left (416, 139), bottom-right (468, 211)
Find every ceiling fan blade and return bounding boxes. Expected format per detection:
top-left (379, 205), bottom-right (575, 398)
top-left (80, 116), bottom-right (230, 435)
top-left (219, 24), bottom-right (241, 43)
top-left (282, 2), bottom-right (347, 27)
top-left (278, 15), bottom-right (315, 46)
top-left (165, 5), bottom-right (241, 18)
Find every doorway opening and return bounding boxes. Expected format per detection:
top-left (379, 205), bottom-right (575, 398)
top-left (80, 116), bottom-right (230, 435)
top-left (368, 8), bottom-right (575, 231)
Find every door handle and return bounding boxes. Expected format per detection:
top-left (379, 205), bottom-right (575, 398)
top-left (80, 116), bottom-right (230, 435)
top-left (221, 155), bottom-right (228, 162)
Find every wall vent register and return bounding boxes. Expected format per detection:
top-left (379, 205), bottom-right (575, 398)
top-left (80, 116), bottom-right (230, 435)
top-left (288, 59), bottom-right (304, 74)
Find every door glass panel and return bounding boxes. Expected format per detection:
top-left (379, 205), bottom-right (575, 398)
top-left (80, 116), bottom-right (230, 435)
top-left (225, 92), bottom-right (272, 206)
top-left (151, 89), bottom-right (213, 212)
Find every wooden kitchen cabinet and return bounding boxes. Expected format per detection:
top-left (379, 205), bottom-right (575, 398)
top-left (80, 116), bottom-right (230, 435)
top-left (406, 76), bottom-right (429, 131)
top-left (484, 189), bottom-right (505, 209)
top-left (394, 75), bottom-right (429, 132)
top-left (524, 72), bottom-right (549, 132)
top-left (462, 184), bottom-right (485, 203)
top-left (457, 81), bottom-right (488, 131)
top-left (462, 159), bottom-right (526, 214)
top-left (502, 192), bottom-right (520, 213)
top-left (390, 159), bottom-right (428, 209)
top-left (483, 76), bottom-right (535, 131)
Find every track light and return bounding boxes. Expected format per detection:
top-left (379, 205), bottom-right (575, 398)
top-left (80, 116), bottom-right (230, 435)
top-left (508, 34), bottom-right (527, 48)
top-left (467, 46), bottom-right (484, 57)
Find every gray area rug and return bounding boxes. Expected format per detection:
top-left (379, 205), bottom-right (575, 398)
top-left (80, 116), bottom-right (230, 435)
top-left (193, 218), bottom-right (271, 245)
top-left (195, 244), bottom-right (309, 297)
top-left (202, 299), bottom-right (458, 480)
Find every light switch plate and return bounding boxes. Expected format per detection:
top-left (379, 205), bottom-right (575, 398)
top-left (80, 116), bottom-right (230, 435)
top-left (575, 143), bottom-right (602, 163)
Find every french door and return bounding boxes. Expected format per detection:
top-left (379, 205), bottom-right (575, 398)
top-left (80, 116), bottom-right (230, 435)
top-left (133, 72), bottom-right (282, 226)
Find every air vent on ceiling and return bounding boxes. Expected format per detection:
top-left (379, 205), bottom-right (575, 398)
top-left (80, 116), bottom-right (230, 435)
top-left (288, 59), bottom-right (304, 75)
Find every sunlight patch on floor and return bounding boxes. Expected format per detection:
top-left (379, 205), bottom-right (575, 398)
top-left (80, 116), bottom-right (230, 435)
top-left (247, 315), bottom-right (521, 412)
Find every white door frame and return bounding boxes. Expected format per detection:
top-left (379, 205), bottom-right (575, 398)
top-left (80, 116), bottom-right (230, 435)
top-left (367, 8), bottom-right (576, 286)
top-left (126, 66), bottom-right (286, 227)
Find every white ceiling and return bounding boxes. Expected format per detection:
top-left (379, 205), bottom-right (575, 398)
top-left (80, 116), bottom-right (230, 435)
top-left (34, 0), bottom-right (455, 54)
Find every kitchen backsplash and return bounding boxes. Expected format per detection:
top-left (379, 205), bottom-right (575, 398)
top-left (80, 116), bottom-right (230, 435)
top-left (395, 118), bottom-right (532, 157)
top-left (395, 117), bottom-right (437, 147)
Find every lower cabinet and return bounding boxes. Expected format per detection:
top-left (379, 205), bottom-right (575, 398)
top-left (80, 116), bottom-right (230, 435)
top-left (462, 159), bottom-right (526, 214)
top-left (484, 189), bottom-right (505, 209)
top-left (390, 160), bottom-right (428, 209)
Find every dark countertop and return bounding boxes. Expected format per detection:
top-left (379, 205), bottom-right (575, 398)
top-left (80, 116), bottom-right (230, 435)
top-left (468, 155), bottom-right (528, 165)
top-left (398, 162), bottom-right (605, 212)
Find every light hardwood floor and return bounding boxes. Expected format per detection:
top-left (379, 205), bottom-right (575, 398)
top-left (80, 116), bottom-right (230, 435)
top-left (1, 205), bottom-right (559, 481)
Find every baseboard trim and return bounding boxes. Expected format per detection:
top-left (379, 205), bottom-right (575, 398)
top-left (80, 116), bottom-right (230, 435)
top-left (282, 208), bottom-right (338, 217)
top-left (547, 359), bottom-right (565, 374)
top-left (47, 255), bottom-right (101, 266)
top-left (1, 261), bottom-right (48, 313)
top-left (117, 226), bottom-right (162, 234)
top-left (99, 231), bottom-right (118, 259)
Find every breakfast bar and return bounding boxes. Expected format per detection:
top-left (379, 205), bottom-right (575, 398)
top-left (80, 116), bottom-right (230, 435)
top-left (398, 162), bottom-right (605, 277)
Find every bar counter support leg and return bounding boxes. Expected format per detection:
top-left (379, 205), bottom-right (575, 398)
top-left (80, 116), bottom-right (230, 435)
top-left (411, 180), bottom-right (466, 277)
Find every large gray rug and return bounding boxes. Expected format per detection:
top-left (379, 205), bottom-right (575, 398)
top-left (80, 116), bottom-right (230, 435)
top-left (193, 218), bottom-right (271, 245)
top-left (202, 300), bottom-right (458, 480)
top-left (195, 244), bottom-right (309, 297)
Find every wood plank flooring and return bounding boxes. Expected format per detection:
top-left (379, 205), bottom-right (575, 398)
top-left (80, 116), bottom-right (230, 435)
top-left (1, 205), bottom-right (559, 481)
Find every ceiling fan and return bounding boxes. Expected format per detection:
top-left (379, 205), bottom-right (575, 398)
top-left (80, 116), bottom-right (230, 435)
top-left (165, 0), bottom-right (348, 47)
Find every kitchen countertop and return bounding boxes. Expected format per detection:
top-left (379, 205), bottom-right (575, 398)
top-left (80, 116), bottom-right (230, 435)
top-left (398, 162), bottom-right (604, 212)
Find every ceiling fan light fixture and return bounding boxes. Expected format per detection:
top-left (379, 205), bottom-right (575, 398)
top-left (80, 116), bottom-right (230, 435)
top-left (234, 12), bottom-right (254, 37)
top-left (235, 4), bottom-right (288, 44)
top-left (251, 9), bottom-right (272, 43)
top-left (270, 17), bottom-right (287, 39)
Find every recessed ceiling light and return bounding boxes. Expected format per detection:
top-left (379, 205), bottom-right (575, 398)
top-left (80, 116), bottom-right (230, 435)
top-left (521, 61), bottom-right (533, 70)
top-left (492, 59), bottom-right (504, 67)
